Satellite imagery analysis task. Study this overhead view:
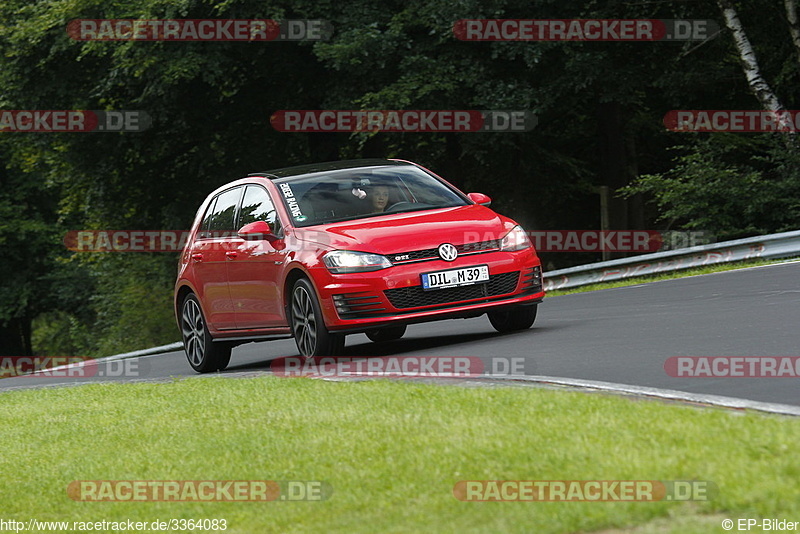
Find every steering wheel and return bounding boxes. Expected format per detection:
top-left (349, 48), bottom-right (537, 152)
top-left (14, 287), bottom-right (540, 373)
top-left (385, 201), bottom-right (413, 212)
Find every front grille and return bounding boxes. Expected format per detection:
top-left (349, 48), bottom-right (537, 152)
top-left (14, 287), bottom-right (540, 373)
top-left (332, 293), bottom-right (387, 319)
top-left (389, 239), bottom-right (501, 264)
top-left (384, 271), bottom-right (520, 310)
top-left (520, 266), bottom-right (543, 293)
top-left (458, 239), bottom-right (502, 253)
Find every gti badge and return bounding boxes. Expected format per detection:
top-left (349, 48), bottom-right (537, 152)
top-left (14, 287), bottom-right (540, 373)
top-left (437, 243), bottom-right (458, 262)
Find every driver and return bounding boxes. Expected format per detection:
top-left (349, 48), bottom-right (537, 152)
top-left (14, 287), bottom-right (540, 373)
top-left (367, 184), bottom-right (390, 212)
top-left (351, 177), bottom-right (393, 213)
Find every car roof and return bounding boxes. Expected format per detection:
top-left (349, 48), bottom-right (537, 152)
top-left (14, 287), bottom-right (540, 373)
top-left (248, 159), bottom-right (411, 179)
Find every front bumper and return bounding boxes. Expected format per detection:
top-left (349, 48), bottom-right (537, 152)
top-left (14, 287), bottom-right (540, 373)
top-left (309, 248), bottom-right (544, 332)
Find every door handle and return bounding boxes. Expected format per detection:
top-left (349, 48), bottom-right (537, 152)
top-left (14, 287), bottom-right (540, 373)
top-left (225, 251), bottom-right (238, 259)
top-left (191, 253), bottom-right (203, 262)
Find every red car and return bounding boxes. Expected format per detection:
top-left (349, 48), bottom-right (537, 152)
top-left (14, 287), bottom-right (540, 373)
top-left (174, 159), bottom-right (544, 372)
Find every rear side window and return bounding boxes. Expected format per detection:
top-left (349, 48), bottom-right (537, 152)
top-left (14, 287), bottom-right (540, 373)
top-left (205, 187), bottom-right (243, 236)
top-left (238, 185), bottom-right (282, 235)
top-left (198, 196), bottom-right (218, 239)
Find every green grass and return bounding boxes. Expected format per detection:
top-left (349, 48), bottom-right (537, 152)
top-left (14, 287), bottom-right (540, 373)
top-left (1, 378), bottom-right (798, 533)
top-left (546, 257), bottom-right (800, 296)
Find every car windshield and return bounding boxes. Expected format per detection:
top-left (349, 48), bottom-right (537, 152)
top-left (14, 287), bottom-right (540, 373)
top-left (273, 165), bottom-right (469, 227)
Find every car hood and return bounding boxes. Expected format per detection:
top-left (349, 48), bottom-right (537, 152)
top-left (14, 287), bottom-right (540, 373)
top-left (295, 205), bottom-right (515, 254)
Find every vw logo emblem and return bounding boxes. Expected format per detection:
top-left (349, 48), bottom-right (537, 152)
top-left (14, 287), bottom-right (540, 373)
top-left (437, 243), bottom-right (458, 262)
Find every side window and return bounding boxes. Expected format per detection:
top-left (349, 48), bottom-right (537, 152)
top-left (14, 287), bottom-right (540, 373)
top-left (198, 196), bottom-right (218, 239)
top-left (238, 185), bottom-right (282, 235)
top-left (207, 187), bottom-right (243, 236)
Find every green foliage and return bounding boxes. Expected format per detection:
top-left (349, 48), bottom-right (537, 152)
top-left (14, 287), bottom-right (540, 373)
top-left (622, 135), bottom-right (800, 239)
top-left (84, 254), bottom-right (178, 357)
top-left (31, 310), bottom-right (94, 357)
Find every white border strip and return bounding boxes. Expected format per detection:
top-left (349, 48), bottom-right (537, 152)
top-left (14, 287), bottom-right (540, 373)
top-left (105, 342), bottom-right (183, 361)
top-left (24, 342), bottom-right (183, 377)
top-left (320, 372), bottom-right (800, 416)
top-left (481, 374), bottom-right (800, 416)
top-left (7, 358), bottom-right (800, 416)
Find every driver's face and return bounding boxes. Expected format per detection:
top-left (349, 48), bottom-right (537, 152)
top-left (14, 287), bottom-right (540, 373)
top-left (371, 186), bottom-right (389, 211)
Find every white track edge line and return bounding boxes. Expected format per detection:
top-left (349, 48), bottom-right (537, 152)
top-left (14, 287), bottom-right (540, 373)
top-left (477, 374), bottom-right (800, 416)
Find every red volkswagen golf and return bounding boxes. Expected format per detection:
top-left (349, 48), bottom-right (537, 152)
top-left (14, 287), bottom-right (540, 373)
top-left (175, 159), bottom-right (544, 372)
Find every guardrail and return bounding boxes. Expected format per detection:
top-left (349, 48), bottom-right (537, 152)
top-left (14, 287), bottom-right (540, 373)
top-left (543, 229), bottom-right (800, 291)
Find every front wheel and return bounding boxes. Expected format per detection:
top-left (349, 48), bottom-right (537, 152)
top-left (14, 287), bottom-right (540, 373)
top-left (180, 294), bottom-right (231, 373)
top-left (290, 278), bottom-right (345, 358)
top-left (488, 304), bottom-right (538, 333)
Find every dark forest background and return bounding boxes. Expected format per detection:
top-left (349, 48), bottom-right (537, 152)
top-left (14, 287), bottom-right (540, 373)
top-left (2, 0), bottom-right (799, 357)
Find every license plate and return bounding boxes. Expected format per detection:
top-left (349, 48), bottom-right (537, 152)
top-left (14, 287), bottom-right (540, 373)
top-left (421, 265), bottom-right (490, 290)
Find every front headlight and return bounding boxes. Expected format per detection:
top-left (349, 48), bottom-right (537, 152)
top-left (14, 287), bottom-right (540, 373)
top-left (322, 250), bottom-right (392, 273)
top-left (500, 225), bottom-right (532, 251)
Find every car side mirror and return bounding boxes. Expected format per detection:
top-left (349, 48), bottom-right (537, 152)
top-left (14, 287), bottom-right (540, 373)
top-left (467, 192), bottom-right (492, 206)
top-left (238, 220), bottom-right (279, 241)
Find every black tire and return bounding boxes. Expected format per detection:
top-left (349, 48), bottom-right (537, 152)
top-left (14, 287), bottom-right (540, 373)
top-left (488, 304), bottom-right (538, 333)
top-left (180, 294), bottom-right (231, 373)
top-left (365, 325), bottom-right (407, 343)
top-left (290, 278), bottom-right (345, 358)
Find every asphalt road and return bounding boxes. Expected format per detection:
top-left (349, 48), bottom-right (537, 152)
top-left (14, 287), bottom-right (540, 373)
top-left (3, 261), bottom-right (799, 406)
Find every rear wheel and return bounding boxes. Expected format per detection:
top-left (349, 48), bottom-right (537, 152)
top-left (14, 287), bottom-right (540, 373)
top-left (180, 294), bottom-right (231, 373)
top-left (291, 278), bottom-right (345, 358)
top-left (365, 325), bottom-right (407, 343)
top-left (488, 304), bottom-right (538, 333)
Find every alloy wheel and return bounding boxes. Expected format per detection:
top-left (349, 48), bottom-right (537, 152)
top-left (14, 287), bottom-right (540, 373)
top-left (181, 298), bottom-right (206, 366)
top-left (292, 286), bottom-right (318, 357)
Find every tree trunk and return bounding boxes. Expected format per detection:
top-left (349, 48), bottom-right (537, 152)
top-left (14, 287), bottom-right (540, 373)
top-left (0, 317), bottom-right (33, 357)
top-left (718, 0), bottom-right (792, 132)
top-left (626, 134), bottom-right (645, 230)
top-left (784, 0), bottom-right (800, 66)
top-left (440, 133), bottom-right (463, 188)
top-left (597, 102), bottom-right (633, 258)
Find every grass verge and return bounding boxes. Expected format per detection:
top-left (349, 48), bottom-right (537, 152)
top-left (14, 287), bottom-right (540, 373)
top-left (546, 257), bottom-right (800, 296)
top-left (1, 377), bottom-right (798, 533)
